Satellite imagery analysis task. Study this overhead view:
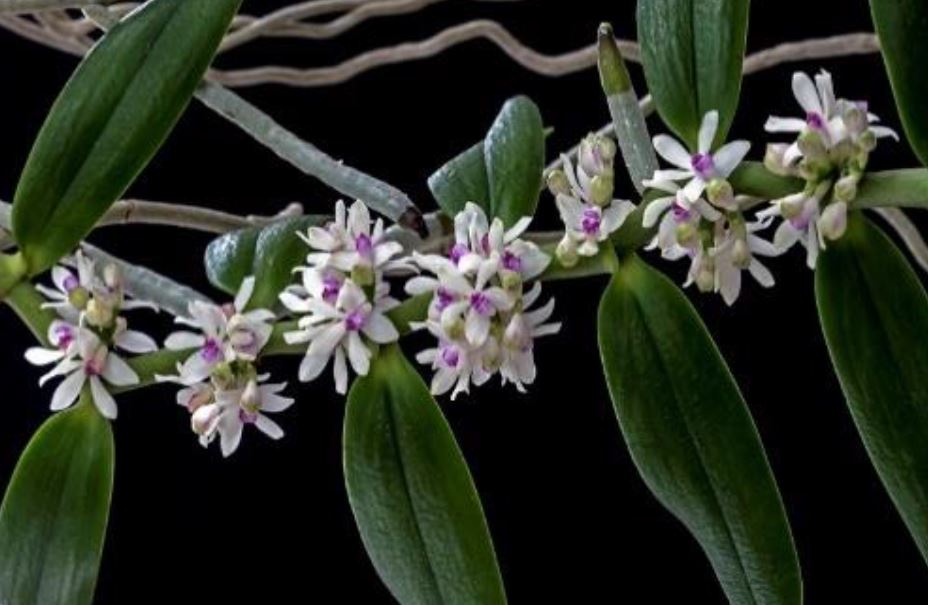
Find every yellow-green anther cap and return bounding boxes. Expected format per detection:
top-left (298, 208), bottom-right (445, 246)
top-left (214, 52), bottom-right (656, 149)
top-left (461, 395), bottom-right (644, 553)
top-left (598, 23), bottom-right (632, 96)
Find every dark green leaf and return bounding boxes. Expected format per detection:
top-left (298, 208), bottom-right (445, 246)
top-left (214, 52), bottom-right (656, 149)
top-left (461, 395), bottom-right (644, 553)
top-left (816, 212), bottom-right (928, 563)
top-left (870, 0), bottom-right (928, 166)
top-left (598, 254), bottom-right (801, 604)
top-left (203, 216), bottom-right (326, 306)
top-left (638, 0), bottom-right (750, 148)
top-left (344, 345), bottom-right (506, 605)
top-left (0, 399), bottom-right (114, 605)
top-left (12, 0), bottom-right (242, 275)
top-left (484, 96), bottom-right (545, 226)
top-left (428, 140), bottom-right (490, 219)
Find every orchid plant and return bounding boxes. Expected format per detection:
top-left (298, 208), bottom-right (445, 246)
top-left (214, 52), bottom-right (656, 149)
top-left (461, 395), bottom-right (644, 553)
top-left (0, 1), bottom-right (927, 604)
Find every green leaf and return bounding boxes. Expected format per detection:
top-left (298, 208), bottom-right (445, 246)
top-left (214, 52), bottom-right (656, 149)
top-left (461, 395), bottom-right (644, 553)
top-left (816, 212), bottom-right (928, 563)
top-left (428, 140), bottom-right (490, 219)
top-left (485, 96), bottom-right (545, 226)
top-left (870, 0), bottom-right (928, 166)
top-left (344, 345), bottom-right (507, 605)
top-left (598, 254), bottom-right (801, 605)
top-left (11, 0), bottom-right (242, 276)
top-left (637, 0), bottom-right (750, 148)
top-left (0, 399), bottom-right (115, 605)
top-left (204, 216), bottom-right (326, 307)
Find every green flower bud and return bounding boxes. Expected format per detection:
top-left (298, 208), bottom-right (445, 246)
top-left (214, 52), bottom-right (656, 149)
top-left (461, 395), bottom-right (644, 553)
top-left (675, 222), bottom-right (697, 247)
top-left (696, 261), bottom-right (715, 293)
top-left (834, 175), bottom-right (859, 203)
top-left (706, 178), bottom-right (734, 208)
top-left (858, 130), bottom-right (877, 153)
top-left (67, 286), bottom-right (90, 311)
top-left (500, 269), bottom-right (522, 291)
top-left (798, 130), bottom-right (828, 160)
top-left (546, 170), bottom-right (571, 197)
top-left (764, 144), bottom-right (792, 176)
top-left (556, 234), bottom-right (579, 268)
top-left (590, 174), bottom-right (615, 207)
top-left (798, 157), bottom-right (833, 182)
top-left (211, 362), bottom-right (236, 390)
top-left (819, 201), bottom-right (848, 241)
top-left (732, 237), bottom-right (751, 269)
top-left (350, 264), bottom-right (375, 288)
top-left (442, 314), bottom-right (465, 341)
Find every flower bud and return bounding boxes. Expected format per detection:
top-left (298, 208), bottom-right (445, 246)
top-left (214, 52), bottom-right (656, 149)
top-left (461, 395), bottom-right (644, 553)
top-left (85, 298), bottom-right (114, 329)
top-left (764, 144), bottom-right (793, 176)
top-left (500, 269), bottom-right (522, 291)
top-left (578, 134), bottom-right (616, 177)
top-left (675, 222), bottom-right (698, 247)
top-left (798, 130), bottom-right (828, 160)
top-left (589, 174), bottom-right (615, 207)
top-left (844, 105), bottom-right (867, 136)
top-left (191, 403), bottom-right (221, 436)
top-left (67, 286), bottom-right (90, 311)
top-left (503, 314), bottom-right (530, 351)
top-left (211, 362), bottom-right (236, 390)
top-left (240, 379), bottom-right (261, 414)
top-left (695, 260), bottom-right (715, 293)
top-left (858, 130), bottom-right (877, 153)
top-left (798, 158), bottom-right (833, 182)
top-left (706, 178), bottom-right (735, 209)
top-left (103, 263), bottom-right (122, 291)
top-left (819, 201), bottom-right (848, 241)
top-left (777, 193), bottom-right (806, 220)
top-left (441, 313), bottom-right (466, 341)
top-left (546, 170), bottom-right (571, 197)
top-left (732, 237), bottom-right (752, 269)
top-left (828, 139), bottom-right (856, 165)
top-left (350, 264), bottom-right (375, 288)
top-left (556, 234), bottom-right (579, 268)
top-left (834, 174), bottom-right (859, 203)
top-left (183, 383), bottom-right (214, 413)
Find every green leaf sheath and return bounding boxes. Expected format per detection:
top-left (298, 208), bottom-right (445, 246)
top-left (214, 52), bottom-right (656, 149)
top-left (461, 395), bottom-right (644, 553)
top-left (428, 141), bottom-right (490, 219)
top-left (344, 345), bottom-right (507, 605)
top-left (816, 213), bottom-right (928, 564)
top-left (638, 0), bottom-right (750, 148)
top-left (870, 0), bottom-right (928, 166)
top-left (0, 399), bottom-right (115, 605)
top-left (203, 216), bottom-right (327, 307)
top-left (598, 255), bottom-right (801, 605)
top-left (11, 0), bottom-right (242, 275)
top-left (429, 96), bottom-right (544, 226)
top-left (484, 96), bottom-right (545, 227)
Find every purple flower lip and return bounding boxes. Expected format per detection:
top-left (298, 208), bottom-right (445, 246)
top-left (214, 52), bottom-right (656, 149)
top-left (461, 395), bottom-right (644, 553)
top-left (671, 202), bottom-right (692, 222)
top-left (581, 208), bottom-right (601, 236)
top-left (436, 287), bottom-right (456, 311)
top-left (54, 325), bottom-right (75, 350)
top-left (480, 233), bottom-right (490, 254)
top-left (355, 234), bottom-right (373, 256)
top-left (470, 291), bottom-right (493, 316)
top-left (805, 111), bottom-right (825, 130)
top-left (502, 250), bottom-right (522, 272)
top-left (345, 309), bottom-right (366, 331)
top-left (62, 274), bottom-right (79, 293)
top-left (322, 274), bottom-right (341, 304)
top-left (201, 338), bottom-right (222, 363)
top-left (239, 409), bottom-right (258, 424)
top-left (440, 345), bottom-right (460, 368)
top-left (690, 152), bottom-right (716, 180)
top-left (449, 243), bottom-right (469, 265)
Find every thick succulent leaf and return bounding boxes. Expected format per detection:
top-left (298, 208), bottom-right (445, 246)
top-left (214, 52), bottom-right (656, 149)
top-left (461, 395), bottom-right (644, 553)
top-left (598, 254), bottom-right (801, 605)
top-left (344, 345), bottom-right (507, 604)
top-left (484, 96), bottom-right (545, 226)
top-left (203, 216), bottom-right (326, 307)
top-left (11, 0), bottom-right (242, 275)
top-left (637, 0), bottom-right (750, 148)
top-left (870, 0), bottom-right (928, 166)
top-left (428, 140), bottom-right (490, 219)
top-left (0, 399), bottom-right (115, 605)
top-left (816, 212), bottom-right (928, 563)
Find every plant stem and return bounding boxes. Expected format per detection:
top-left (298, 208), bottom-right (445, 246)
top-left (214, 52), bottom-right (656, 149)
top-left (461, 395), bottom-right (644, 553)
top-left (0, 0), bottom-right (115, 13)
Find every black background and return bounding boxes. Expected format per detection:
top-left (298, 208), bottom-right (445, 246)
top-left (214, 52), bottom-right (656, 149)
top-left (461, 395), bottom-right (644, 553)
top-left (2, 0), bottom-right (927, 602)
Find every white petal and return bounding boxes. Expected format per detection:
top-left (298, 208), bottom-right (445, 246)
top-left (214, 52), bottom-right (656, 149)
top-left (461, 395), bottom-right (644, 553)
top-left (234, 276), bottom-right (256, 312)
top-left (346, 332), bottom-right (371, 376)
top-left (748, 259), bottom-right (775, 288)
top-left (792, 71), bottom-right (822, 115)
top-left (362, 312), bottom-right (399, 344)
top-left (90, 376), bottom-right (118, 420)
top-left (642, 196), bottom-right (675, 228)
top-left (220, 416), bottom-right (244, 458)
top-left (682, 177), bottom-right (707, 202)
top-left (764, 116), bottom-right (807, 133)
top-left (116, 330), bottom-right (157, 354)
top-left (652, 134), bottom-right (692, 169)
top-left (299, 352), bottom-right (330, 383)
top-left (50, 370), bottom-right (85, 411)
top-left (25, 347), bottom-right (65, 366)
top-left (465, 311), bottom-right (491, 347)
top-left (713, 140), bottom-right (751, 177)
top-left (504, 216), bottom-right (532, 243)
top-left (698, 110), bottom-right (719, 153)
top-left (254, 415), bottom-right (284, 440)
top-left (102, 354), bottom-right (139, 387)
top-left (333, 347), bottom-right (348, 394)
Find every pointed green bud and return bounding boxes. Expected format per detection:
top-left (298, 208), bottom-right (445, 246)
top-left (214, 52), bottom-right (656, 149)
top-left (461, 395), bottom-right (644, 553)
top-left (67, 286), bottom-right (90, 311)
top-left (696, 261), bottom-right (715, 293)
top-left (350, 264), bottom-right (374, 288)
top-left (764, 144), bottom-right (793, 176)
top-left (556, 234), bottom-right (579, 268)
top-left (858, 129), bottom-right (877, 152)
top-left (819, 201), bottom-right (848, 241)
top-left (597, 23), bottom-right (632, 96)
top-left (546, 170), bottom-right (571, 197)
top-left (590, 174), bottom-right (615, 206)
top-left (675, 222), bottom-right (697, 246)
top-left (798, 157), bottom-right (833, 182)
top-left (798, 130), bottom-right (827, 160)
top-left (834, 174), bottom-right (859, 203)
top-left (706, 178), bottom-right (734, 208)
top-left (732, 237), bottom-right (751, 269)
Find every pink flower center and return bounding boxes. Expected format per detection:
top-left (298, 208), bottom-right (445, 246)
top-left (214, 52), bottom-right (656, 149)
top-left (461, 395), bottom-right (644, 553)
top-left (322, 274), bottom-right (341, 304)
top-left (345, 309), bottom-right (366, 331)
top-left (440, 345), bottom-right (460, 368)
top-left (805, 111), bottom-right (825, 130)
top-left (449, 243), bottom-right (469, 265)
top-left (355, 234), bottom-right (373, 256)
top-left (581, 208), bottom-right (601, 236)
top-left (502, 250), bottom-right (522, 272)
top-left (436, 287), bottom-right (456, 311)
top-left (470, 291), bottom-right (493, 316)
top-left (690, 153), bottom-right (715, 180)
top-left (201, 338), bottom-right (222, 362)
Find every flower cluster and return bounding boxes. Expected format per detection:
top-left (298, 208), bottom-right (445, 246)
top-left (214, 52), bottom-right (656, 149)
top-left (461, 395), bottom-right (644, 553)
top-left (158, 277), bottom-right (289, 457)
top-left (761, 70), bottom-right (898, 267)
top-left (547, 133), bottom-right (636, 265)
top-left (643, 110), bottom-right (777, 305)
top-left (25, 251), bottom-right (157, 418)
top-left (280, 200), bottom-right (406, 394)
top-left (405, 203), bottom-right (560, 399)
